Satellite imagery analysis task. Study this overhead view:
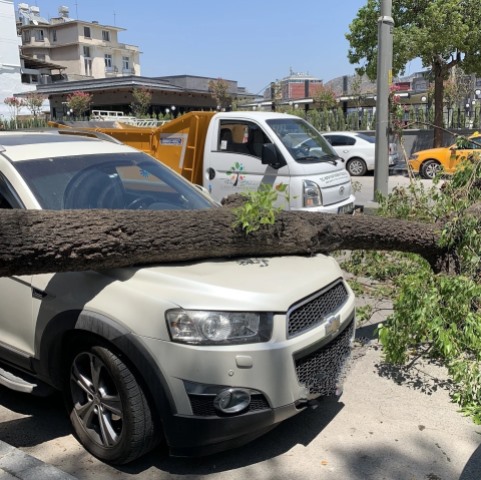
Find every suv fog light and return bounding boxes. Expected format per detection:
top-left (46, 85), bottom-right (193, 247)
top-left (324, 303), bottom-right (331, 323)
top-left (213, 388), bottom-right (251, 414)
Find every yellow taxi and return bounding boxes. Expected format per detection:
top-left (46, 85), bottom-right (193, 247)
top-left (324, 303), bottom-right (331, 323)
top-left (409, 132), bottom-right (481, 179)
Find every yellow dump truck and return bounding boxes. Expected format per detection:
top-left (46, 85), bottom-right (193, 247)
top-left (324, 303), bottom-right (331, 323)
top-left (51, 110), bottom-right (355, 213)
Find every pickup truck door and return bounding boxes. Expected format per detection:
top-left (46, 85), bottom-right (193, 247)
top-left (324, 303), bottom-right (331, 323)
top-left (204, 120), bottom-right (290, 204)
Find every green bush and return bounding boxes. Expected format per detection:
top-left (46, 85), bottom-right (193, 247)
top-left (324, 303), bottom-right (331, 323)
top-left (343, 151), bottom-right (481, 422)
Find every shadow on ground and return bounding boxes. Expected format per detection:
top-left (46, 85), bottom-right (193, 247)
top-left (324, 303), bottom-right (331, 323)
top-left (115, 397), bottom-right (344, 476)
top-left (0, 388), bottom-right (71, 446)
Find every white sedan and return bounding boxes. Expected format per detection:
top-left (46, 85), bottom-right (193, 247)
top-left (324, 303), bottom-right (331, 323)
top-left (323, 131), bottom-right (399, 176)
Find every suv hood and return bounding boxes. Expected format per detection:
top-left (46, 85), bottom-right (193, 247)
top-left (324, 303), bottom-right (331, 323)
top-left (107, 254), bottom-right (344, 312)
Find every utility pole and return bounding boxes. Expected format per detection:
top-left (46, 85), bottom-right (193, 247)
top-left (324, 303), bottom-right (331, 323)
top-left (374, 0), bottom-right (394, 199)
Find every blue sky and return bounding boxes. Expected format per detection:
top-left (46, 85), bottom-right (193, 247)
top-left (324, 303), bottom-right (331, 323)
top-left (22, 0), bottom-right (422, 95)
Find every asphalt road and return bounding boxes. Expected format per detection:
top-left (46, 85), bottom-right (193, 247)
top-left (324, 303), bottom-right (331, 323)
top-left (352, 170), bottom-right (434, 209)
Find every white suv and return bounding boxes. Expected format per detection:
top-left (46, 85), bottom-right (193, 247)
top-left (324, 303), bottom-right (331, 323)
top-left (0, 130), bottom-right (355, 464)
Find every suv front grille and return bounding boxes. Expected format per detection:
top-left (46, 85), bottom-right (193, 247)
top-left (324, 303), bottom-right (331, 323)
top-left (294, 318), bottom-right (354, 396)
top-left (287, 280), bottom-right (349, 338)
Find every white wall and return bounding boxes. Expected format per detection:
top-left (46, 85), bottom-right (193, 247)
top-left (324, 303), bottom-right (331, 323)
top-left (0, 0), bottom-right (34, 119)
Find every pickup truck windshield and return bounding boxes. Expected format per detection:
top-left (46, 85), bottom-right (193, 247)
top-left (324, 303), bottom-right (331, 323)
top-left (267, 118), bottom-right (340, 164)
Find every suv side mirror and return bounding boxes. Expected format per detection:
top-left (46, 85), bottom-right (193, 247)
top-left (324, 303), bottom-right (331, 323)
top-left (261, 144), bottom-right (287, 169)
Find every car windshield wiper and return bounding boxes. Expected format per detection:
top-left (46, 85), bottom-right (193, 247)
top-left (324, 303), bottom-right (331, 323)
top-left (296, 155), bottom-right (339, 165)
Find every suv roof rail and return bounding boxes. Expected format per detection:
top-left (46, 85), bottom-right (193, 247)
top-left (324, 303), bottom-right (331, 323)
top-left (56, 128), bottom-right (124, 144)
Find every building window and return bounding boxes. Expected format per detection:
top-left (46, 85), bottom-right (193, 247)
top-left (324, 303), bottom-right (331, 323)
top-left (84, 26), bottom-right (91, 38)
top-left (102, 30), bottom-right (110, 41)
top-left (83, 46), bottom-right (91, 57)
top-left (104, 54), bottom-right (113, 70)
top-left (34, 29), bottom-right (44, 41)
top-left (52, 29), bottom-right (57, 42)
top-left (35, 54), bottom-right (46, 61)
top-left (84, 58), bottom-right (92, 76)
top-left (22, 29), bottom-right (31, 43)
top-left (122, 56), bottom-right (130, 71)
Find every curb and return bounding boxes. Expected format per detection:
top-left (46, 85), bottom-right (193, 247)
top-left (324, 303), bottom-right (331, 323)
top-left (0, 440), bottom-right (76, 480)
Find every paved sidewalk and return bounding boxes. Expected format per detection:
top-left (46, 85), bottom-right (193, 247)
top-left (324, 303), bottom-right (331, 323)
top-left (0, 440), bottom-right (75, 480)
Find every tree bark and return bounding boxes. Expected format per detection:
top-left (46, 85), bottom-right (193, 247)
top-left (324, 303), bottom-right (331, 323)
top-left (433, 61), bottom-right (445, 148)
top-left (0, 208), bottom-right (447, 277)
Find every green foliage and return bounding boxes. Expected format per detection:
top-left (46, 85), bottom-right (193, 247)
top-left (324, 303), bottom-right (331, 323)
top-left (3, 96), bottom-right (23, 119)
top-left (232, 183), bottom-right (288, 234)
top-left (66, 91), bottom-right (93, 118)
top-left (347, 0), bottom-right (481, 80)
top-left (0, 116), bottom-right (48, 130)
top-left (208, 78), bottom-right (233, 111)
top-left (342, 250), bottom-right (427, 283)
top-left (346, 0), bottom-right (481, 141)
top-left (23, 91), bottom-right (46, 116)
top-left (312, 84), bottom-right (337, 110)
top-left (355, 304), bottom-right (373, 324)
top-left (130, 88), bottom-right (152, 118)
top-left (354, 152), bottom-right (481, 422)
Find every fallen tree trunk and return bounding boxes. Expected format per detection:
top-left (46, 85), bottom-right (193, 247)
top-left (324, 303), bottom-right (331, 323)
top-left (0, 208), bottom-right (448, 277)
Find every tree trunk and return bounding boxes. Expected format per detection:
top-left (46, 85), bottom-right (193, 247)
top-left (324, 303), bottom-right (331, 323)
top-left (0, 209), bottom-right (447, 277)
top-left (433, 62), bottom-right (445, 148)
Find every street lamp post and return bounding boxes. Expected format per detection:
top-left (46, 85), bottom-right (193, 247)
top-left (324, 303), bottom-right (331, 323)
top-left (421, 95), bottom-right (428, 123)
top-left (374, 0), bottom-right (394, 199)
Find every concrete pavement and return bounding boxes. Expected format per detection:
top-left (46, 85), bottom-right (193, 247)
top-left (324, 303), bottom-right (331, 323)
top-left (0, 439), bottom-right (75, 479)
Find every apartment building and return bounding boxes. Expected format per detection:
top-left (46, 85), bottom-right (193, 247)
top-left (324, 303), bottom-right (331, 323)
top-left (0, 0), bottom-right (37, 118)
top-left (16, 3), bottom-right (141, 82)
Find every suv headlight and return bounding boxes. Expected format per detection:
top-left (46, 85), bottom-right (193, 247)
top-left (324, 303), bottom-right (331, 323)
top-left (166, 309), bottom-right (273, 345)
top-left (303, 180), bottom-right (322, 207)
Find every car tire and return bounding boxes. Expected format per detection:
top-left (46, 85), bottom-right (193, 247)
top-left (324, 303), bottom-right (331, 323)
top-left (346, 158), bottom-right (367, 176)
top-left (65, 343), bottom-right (159, 464)
top-left (420, 159), bottom-right (441, 179)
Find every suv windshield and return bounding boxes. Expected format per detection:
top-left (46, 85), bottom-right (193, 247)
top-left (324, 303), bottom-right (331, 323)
top-left (14, 151), bottom-right (216, 210)
top-left (267, 118), bottom-right (340, 163)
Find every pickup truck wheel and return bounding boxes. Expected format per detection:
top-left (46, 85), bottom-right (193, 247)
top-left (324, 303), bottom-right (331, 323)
top-left (66, 344), bottom-right (158, 464)
top-left (346, 158), bottom-right (367, 176)
top-left (420, 159), bottom-right (441, 179)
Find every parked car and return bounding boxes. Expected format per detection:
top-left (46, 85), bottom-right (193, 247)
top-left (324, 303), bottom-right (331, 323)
top-left (408, 132), bottom-right (481, 179)
top-left (323, 131), bottom-right (399, 176)
top-left (0, 130), bottom-right (355, 464)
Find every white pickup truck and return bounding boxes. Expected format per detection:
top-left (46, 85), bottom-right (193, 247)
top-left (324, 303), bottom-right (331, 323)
top-left (52, 110), bottom-right (356, 214)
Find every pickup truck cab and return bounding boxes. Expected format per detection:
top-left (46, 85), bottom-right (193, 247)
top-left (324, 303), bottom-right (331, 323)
top-left (203, 112), bottom-right (355, 213)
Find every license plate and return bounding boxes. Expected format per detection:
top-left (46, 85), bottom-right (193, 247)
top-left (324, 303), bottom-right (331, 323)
top-left (338, 202), bottom-right (354, 214)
